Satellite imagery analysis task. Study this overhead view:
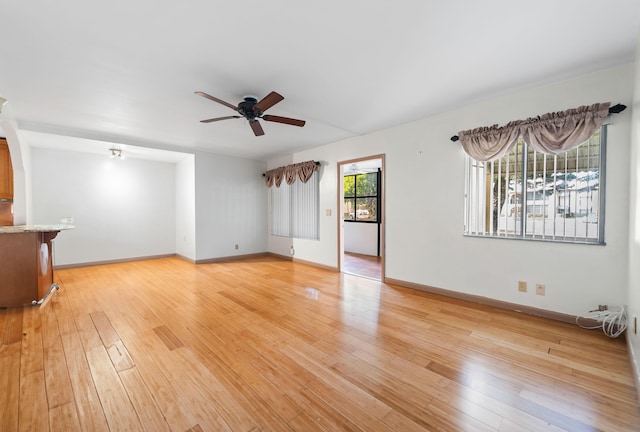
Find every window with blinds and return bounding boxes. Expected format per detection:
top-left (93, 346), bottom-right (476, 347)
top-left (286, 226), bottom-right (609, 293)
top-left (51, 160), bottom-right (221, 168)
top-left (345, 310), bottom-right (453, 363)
top-left (271, 170), bottom-right (319, 240)
top-left (464, 127), bottom-right (606, 244)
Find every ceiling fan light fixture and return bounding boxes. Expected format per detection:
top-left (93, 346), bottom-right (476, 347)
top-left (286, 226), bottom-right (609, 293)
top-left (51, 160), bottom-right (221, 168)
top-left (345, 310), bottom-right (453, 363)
top-left (110, 148), bottom-right (123, 159)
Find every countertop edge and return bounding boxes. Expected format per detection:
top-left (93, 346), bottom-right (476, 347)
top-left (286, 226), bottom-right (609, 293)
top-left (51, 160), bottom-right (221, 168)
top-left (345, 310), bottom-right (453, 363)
top-left (0, 224), bottom-right (75, 234)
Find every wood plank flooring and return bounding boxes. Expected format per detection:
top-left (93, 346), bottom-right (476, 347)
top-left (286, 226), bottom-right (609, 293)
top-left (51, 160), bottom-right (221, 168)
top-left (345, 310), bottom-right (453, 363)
top-left (343, 252), bottom-right (382, 280)
top-left (1, 256), bottom-right (639, 431)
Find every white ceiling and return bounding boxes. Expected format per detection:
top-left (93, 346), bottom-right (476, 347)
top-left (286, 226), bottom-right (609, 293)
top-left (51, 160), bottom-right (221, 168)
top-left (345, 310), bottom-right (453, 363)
top-left (1, 1), bottom-right (639, 161)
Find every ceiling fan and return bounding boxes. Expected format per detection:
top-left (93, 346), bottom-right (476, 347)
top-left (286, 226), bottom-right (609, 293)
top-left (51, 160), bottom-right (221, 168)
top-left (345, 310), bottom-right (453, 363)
top-left (195, 90), bottom-right (306, 136)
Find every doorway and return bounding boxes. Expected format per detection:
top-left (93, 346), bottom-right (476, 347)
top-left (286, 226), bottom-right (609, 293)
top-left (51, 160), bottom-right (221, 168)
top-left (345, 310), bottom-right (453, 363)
top-left (338, 155), bottom-right (384, 281)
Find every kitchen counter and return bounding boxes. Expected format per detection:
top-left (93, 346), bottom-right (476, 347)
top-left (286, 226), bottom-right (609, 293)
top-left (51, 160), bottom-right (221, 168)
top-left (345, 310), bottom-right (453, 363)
top-left (0, 224), bottom-right (73, 307)
top-left (0, 224), bottom-right (74, 233)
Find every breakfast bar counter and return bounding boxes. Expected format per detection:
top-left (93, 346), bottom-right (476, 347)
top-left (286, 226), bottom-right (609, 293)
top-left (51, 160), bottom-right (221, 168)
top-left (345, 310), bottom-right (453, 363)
top-left (0, 224), bottom-right (73, 307)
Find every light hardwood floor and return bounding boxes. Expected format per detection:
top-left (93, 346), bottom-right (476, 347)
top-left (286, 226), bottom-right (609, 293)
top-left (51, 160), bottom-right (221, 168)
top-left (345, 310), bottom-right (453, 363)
top-left (343, 252), bottom-right (382, 280)
top-left (1, 256), bottom-right (639, 431)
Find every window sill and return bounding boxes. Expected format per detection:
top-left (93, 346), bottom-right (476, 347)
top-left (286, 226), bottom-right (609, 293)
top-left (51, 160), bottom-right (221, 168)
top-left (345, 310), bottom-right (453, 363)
top-left (463, 233), bottom-right (605, 246)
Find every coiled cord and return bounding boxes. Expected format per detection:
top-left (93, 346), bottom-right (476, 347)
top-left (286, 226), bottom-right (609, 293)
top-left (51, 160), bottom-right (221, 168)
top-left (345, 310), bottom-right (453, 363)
top-left (576, 305), bottom-right (627, 338)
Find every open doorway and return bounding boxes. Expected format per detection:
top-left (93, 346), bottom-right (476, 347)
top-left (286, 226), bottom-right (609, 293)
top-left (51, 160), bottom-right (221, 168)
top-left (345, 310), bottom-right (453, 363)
top-left (338, 155), bottom-right (384, 280)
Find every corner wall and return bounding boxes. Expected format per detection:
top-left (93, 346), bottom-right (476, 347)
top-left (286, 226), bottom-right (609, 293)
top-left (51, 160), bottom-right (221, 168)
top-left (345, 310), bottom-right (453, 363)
top-left (0, 104), bottom-right (32, 224)
top-left (194, 152), bottom-right (267, 261)
top-left (176, 155), bottom-right (196, 261)
top-left (627, 32), bottom-right (640, 390)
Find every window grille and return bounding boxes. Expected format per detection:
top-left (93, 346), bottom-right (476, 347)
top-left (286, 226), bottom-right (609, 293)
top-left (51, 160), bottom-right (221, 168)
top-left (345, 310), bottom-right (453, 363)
top-left (464, 127), bottom-right (606, 244)
top-left (343, 171), bottom-right (379, 222)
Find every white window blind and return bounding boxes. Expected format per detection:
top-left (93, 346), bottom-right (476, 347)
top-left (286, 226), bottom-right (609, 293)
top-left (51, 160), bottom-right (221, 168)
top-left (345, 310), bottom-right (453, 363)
top-left (271, 170), bottom-right (319, 240)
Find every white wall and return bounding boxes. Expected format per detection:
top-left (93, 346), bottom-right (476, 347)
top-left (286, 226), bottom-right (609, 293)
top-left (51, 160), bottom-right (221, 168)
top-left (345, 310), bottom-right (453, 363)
top-left (344, 222), bottom-right (378, 255)
top-left (176, 155), bottom-right (196, 261)
top-left (627, 35), bottom-right (640, 388)
top-left (31, 148), bottom-right (177, 266)
top-left (194, 152), bottom-right (267, 261)
top-left (284, 64), bottom-right (633, 316)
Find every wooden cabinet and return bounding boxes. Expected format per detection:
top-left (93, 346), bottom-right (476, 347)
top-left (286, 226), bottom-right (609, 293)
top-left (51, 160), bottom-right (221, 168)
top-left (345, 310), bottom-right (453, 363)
top-left (0, 138), bottom-right (14, 200)
top-left (0, 231), bottom-right (59, 307)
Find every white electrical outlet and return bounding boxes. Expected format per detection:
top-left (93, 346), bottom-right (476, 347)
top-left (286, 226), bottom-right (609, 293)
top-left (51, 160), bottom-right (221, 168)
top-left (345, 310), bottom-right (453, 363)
top-left (536, 284), bottom-right (545, 296)
top-left (518, 281), bottom-right (527, 292)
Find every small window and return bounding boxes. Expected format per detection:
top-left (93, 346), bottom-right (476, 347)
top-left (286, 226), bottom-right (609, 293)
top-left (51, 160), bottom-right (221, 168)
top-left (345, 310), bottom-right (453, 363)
top-left (464, 127), bottom-right (606, 244)
top-left (344, 172), bottom-right (379, 222)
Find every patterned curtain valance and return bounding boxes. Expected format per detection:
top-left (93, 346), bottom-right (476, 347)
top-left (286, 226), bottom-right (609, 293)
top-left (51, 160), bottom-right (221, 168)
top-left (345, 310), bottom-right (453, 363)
top-left (264, 160), bottom-right (319, 188)
top-left (457, 102), bottom-right (611, 161)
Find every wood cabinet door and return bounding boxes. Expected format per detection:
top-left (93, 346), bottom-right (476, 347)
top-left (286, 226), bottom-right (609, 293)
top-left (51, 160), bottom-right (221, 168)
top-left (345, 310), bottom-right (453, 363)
top-left (0, 138), bottom-right (14, 199)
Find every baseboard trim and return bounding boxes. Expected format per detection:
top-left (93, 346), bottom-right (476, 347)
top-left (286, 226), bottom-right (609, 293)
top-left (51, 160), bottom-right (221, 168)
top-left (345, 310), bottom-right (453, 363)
top-left (176, 254), bottom-right (196, 264)
top-left (384, 277), bottom-right (578, 324)
top-left (195, 252), bottom-right (269, 264)
top-left (266, 252), bottom-right (293, 261)
top-left (627, 332), bottom-right (640, 407)
top-left (264, 252), bottom-right (338, 272)
top-left (54, 254), bottom-right (177, 270)
top-left (56, 252), bottom-right (292, 268)
top-left (291, 257), bottom-right (338, 272)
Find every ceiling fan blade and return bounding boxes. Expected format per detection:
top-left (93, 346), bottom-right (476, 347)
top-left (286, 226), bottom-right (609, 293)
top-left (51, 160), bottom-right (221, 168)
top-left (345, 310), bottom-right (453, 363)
top-left (250, 120), bottom-right (265, 136)
top-left (200, 116), bottom-right (241, 123)
top-left (262, 115), bottom-right (306, 127)
top-left (194, 91), bottom-right (238, 110)
top-left (254, 91), bottom-right (284, 112)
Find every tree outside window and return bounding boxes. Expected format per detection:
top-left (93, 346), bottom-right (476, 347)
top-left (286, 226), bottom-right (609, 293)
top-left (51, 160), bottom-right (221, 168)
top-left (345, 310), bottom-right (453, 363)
top-left (344, 172), bottom-right (378, 222)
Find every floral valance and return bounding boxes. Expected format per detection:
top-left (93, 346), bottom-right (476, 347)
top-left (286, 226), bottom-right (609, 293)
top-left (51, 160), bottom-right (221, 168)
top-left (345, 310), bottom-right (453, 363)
top-left (264, 160), bottom-right (319, 188)
top-left (458, 102), bottom-right (611, 161)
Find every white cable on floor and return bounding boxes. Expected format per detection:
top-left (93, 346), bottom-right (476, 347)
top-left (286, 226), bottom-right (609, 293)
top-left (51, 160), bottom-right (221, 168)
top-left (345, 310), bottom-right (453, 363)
top-left (576, 305), bottom-right (627, 338)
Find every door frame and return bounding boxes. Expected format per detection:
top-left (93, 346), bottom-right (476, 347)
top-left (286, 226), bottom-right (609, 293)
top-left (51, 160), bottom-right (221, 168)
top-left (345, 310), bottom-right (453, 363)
top-left (337, 154), bottom-right (385, 281)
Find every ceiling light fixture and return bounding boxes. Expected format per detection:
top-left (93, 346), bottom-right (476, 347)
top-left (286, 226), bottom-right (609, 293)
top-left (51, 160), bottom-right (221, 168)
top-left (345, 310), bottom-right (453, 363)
top-left (109, 148), bottom-right (123, 159)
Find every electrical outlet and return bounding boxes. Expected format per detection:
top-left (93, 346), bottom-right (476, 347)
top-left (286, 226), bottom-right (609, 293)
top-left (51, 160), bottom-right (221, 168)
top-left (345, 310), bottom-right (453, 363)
top-left (235, 244), bottom-right (239, 250)
top-left (326, 209), bottom-right (332, 216)
top-left (518, 281), bottom-right (527, 292)
top-left (536, 284), bottom-right (545, 296)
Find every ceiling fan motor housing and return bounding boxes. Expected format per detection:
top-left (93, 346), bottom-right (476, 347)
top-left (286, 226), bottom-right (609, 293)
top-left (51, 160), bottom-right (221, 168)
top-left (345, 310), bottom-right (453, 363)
top-left (238, 96), bottom-right (260, 120)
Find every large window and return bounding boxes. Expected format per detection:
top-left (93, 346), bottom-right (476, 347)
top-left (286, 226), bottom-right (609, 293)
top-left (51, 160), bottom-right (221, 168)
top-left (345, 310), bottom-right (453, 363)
top-left (464, 127), bottom-right (605, 244)
top-left (271, 170), bottom-right (319, 240)
top-left (344, 172), bottom-right (379, 222)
